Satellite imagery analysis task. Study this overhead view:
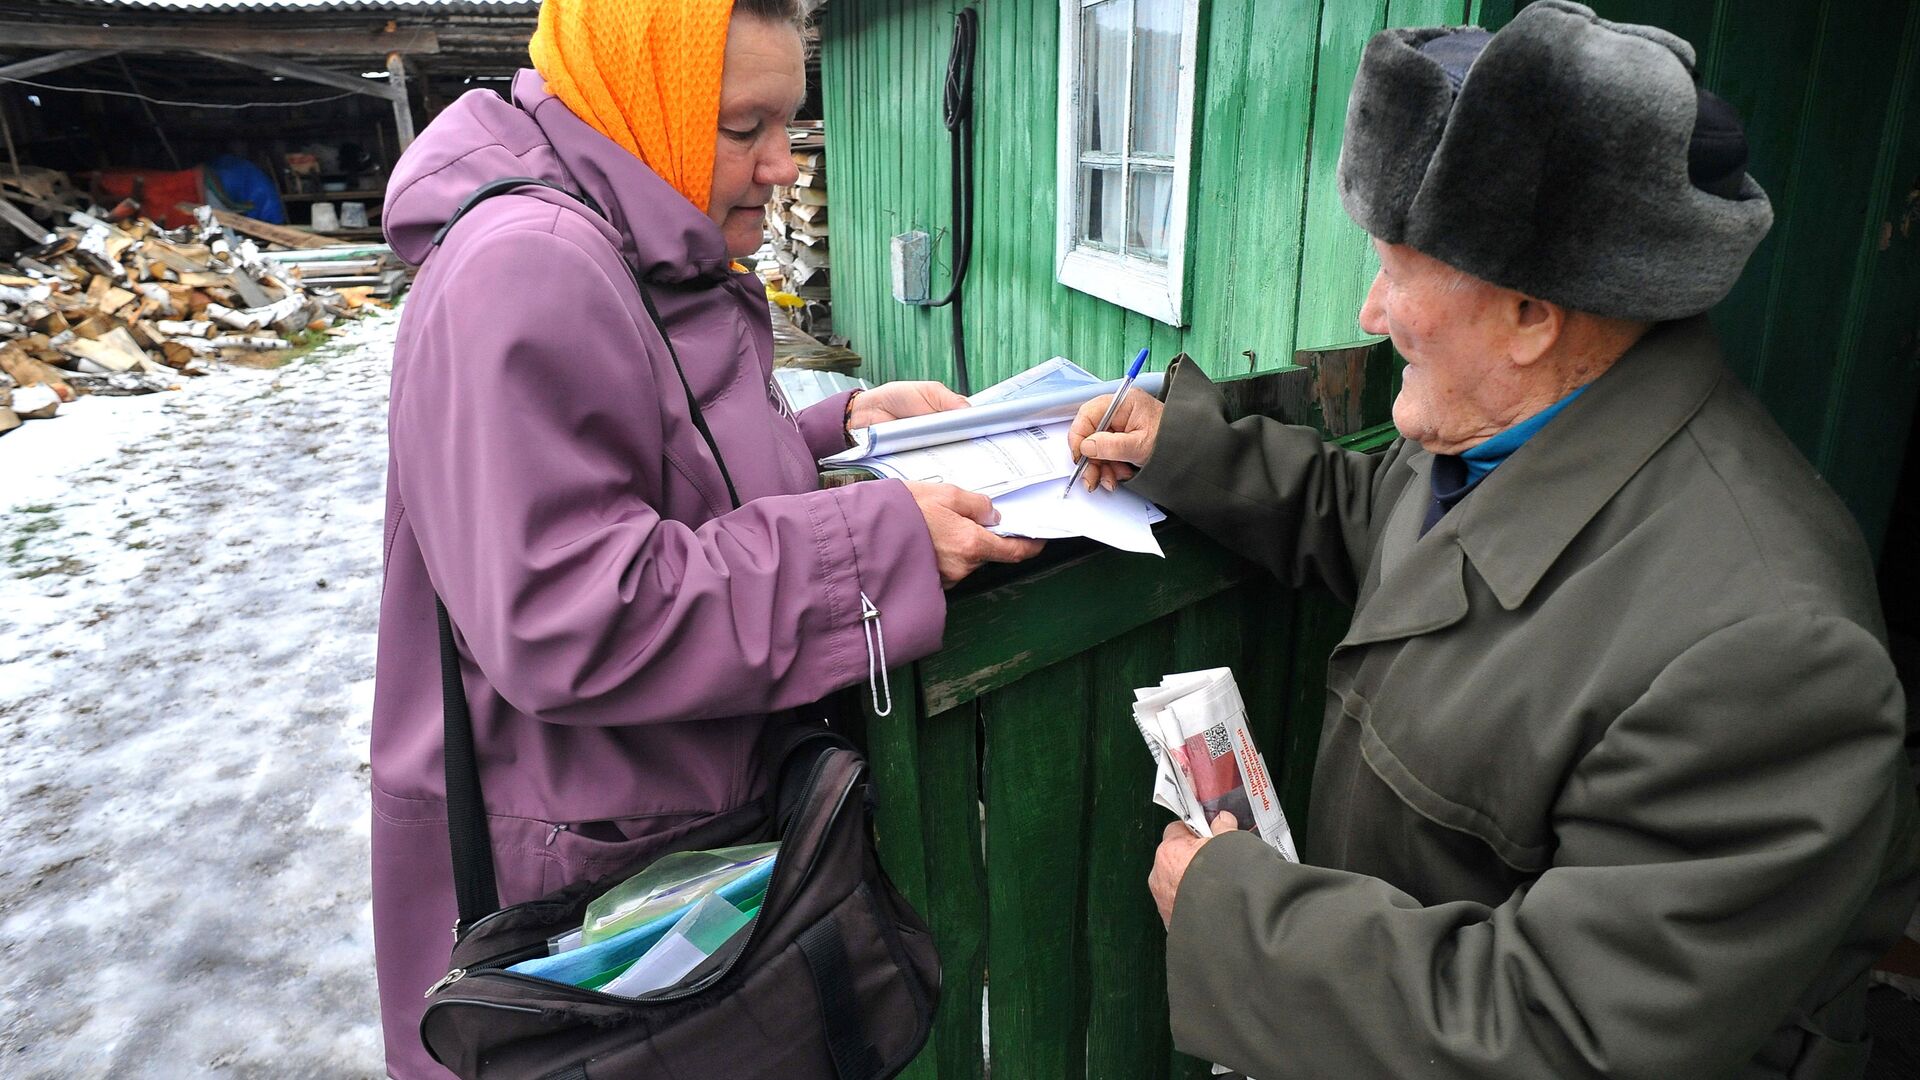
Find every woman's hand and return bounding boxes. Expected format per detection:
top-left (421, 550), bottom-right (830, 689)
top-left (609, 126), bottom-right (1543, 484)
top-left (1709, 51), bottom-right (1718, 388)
top-left (848, 381), bottom-right (971, 432)
top-left (1066, 388), bottom-right (1166, 492)
top-left (904, 481), bottom-right (1044, 587)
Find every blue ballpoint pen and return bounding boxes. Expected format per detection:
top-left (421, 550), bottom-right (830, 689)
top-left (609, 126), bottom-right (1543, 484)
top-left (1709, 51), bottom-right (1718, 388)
top-left (1063, 346), bottom-right (1150, 497)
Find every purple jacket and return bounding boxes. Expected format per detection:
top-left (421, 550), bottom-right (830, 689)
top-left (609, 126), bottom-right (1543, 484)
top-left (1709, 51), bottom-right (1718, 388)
top-left (370, 70), bottom-right (946, 1079)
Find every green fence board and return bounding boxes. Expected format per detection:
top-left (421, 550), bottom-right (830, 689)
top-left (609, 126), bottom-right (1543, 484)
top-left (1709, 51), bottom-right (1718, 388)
top-left (1080, 617), bottom-right (1183, 1080)
top-left (1818, 1), bottom-right (1920, 554)
top-left (920, 525), bottom-right (1250, 714)
top-left (859, 671), bottom-right (937, 1080)
top-left (1220, 0), bottom-right (1325, 373)
top-left (1293, 0), bottom-right (1388, 353)
top-left (1696, 0), bottom-right (1824, 391)
top-left (919, 699), bottom-right (989, 1080)
top-left (984, 657), bottom-right (1094, 1079)
top-left (1742, 0), bottom-right (1912, 458)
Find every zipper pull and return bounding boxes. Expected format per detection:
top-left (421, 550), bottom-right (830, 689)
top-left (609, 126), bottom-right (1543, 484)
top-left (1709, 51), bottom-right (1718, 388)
top-left (545, 823), bottom-right (570, 846)
top-left (859, 591), bottom-right (892, 717)
top-left (423, 967), bottom-right (467, 999)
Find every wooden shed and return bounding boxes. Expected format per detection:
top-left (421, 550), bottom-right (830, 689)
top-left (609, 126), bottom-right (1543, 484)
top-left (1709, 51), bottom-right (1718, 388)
top-left (0, 0), bottom-right (538, 235)
top-left (813, 2), bottom-right (1920, 1077)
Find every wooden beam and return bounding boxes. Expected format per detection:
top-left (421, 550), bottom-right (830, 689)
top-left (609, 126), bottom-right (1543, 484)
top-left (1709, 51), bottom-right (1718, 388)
top-left (0, 195), bottom-right (54, 246)
top-left (386, 51), bottom-right (415, 151)
top-left (0, 24), bottom-right (438, 57)
top-left (185, 205), bottom-right (334, 250)
top-left (0, 49), bottom-right (114, 81)
top-left (194, 51), bottom-right (402, 101)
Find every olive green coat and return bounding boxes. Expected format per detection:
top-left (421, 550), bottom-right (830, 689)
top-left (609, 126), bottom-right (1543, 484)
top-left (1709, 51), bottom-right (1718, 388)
top-left (1127, 316), bottom-right (1919, 1080)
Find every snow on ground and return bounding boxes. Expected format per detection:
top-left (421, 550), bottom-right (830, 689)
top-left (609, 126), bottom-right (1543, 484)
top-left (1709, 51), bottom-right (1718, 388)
top-left (0, 307), bottom-right (401, 1078)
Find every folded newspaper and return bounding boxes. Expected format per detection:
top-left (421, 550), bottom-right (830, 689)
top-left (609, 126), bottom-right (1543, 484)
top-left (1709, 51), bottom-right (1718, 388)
top-left (1132, 668), bottom-right (1297, 862)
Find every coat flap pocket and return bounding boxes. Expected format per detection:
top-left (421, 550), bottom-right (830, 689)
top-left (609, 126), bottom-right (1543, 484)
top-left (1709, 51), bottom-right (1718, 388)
top-left (1339, 689), bottom-right (1554, 875)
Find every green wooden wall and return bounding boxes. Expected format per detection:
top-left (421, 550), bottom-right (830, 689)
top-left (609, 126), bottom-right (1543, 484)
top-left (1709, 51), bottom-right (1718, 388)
top-left (821, 0), bottom-right (1920, 552)
top-left (855, 524), bottom-right (1347, 1080)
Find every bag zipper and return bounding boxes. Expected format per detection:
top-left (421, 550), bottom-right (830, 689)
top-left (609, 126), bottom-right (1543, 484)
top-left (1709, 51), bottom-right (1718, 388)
top-left (423, 750), bottom-right (859, 1011)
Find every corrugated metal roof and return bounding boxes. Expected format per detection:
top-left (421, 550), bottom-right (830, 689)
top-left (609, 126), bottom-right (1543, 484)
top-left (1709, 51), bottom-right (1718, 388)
top-left (16, 0), bottom-right (538, 12)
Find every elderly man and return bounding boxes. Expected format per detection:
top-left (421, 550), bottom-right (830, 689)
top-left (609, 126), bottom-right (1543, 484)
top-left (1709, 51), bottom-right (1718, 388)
top-left (1069, 4), bottom-right (1919, 1078)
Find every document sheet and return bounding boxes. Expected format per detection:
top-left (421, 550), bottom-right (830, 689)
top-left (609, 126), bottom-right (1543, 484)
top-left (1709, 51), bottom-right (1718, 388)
top-left (821, 358), bottom-right (1168, 555)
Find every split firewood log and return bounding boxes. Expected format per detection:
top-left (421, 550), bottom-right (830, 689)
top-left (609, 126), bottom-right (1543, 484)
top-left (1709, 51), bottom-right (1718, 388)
top-left (0, 348), bottom-right (74, 402)
top-left (10, 383), bottom-right (63, 419)
top-left (208, 334), bottom-right (289, 350)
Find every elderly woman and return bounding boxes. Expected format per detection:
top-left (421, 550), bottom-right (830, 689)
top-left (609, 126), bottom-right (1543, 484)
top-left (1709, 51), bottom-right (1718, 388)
top-left (370, 1), bottom-right (1037, 1074)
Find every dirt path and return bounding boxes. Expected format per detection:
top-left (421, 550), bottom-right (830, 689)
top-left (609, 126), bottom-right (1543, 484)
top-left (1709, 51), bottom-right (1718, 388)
top-left (0, 309), bottom-right (400, 1078)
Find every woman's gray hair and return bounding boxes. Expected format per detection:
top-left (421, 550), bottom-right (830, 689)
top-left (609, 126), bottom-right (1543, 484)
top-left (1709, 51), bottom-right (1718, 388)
top-left (732, 0), bottom-right (807, 30)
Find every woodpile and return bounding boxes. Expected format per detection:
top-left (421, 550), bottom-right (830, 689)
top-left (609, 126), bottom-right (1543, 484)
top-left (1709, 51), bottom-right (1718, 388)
top-left (0, 175), bottom-right (407, 432)
top-left (759, 122), bottom-right (834, 339)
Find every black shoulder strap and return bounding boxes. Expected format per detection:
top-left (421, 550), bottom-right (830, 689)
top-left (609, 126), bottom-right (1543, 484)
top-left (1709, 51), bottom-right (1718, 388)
top-left (426, 176), bottom-right (744, 932)
top-left (437, 595), bottom-right (498, 929)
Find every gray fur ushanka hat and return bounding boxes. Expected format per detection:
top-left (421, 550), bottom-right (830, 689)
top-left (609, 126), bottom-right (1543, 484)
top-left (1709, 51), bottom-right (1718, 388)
top-left (1337, 0), bottom-right (1773, 321)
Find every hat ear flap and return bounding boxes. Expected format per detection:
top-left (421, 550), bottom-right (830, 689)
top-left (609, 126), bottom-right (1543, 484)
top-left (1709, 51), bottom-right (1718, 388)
top-left (1338, 29), bottom-right (1461, 244)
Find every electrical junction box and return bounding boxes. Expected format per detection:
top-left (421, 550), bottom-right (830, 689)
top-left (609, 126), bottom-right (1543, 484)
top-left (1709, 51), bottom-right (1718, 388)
top-left (890, 230), bottom-right (930, 304)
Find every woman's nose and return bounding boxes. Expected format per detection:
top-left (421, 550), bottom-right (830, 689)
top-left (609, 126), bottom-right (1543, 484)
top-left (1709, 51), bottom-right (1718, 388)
top-left (761, 134), bottom-right (799, 187)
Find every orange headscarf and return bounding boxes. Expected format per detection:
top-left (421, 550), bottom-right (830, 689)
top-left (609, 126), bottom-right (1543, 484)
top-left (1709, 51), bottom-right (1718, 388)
top-left (529, 0), bottom-right (734, 212)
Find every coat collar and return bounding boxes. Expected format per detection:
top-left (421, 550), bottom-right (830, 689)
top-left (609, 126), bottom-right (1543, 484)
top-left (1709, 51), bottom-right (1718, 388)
top-left (1340, 315), bottom-right (1724, 648)
top-left (513, 69), bottom-right (735, 286)
top-left (1452, 315), bottom-right (1725, 610)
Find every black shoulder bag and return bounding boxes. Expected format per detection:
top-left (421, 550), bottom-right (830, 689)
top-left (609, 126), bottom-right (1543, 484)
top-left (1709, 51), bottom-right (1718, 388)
top-left (415, 179), bottom-right (938, 1080)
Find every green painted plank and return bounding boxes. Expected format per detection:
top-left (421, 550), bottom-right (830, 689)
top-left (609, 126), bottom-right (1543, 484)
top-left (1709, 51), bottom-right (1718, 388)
top-left (1293, 0), bottom-right (1389, 353)
top-left (858, 670), bottom-right (938, 1080)
top-left (1818, 0), bottom-right (1920, 555)
top-left (1589, 0), bottom-right (1715, 48)
top-left (1695, 0), bottom-right (1822, 389)
top-left (1222, 0), bottom-right (1325, 372)
top-left (1468, 0), bottom-right (1520, 28)
top-left (1080, 617), bottom-right (1182, 1080)
top-left (1743, 0), bottom-right (1909, 463)
top-left (919, 700), bottom-right (989, 1080)
top-left (1184, 0), bottom-right (1259, 375)
top-left (922, 524), bottom-right (1253, 714)
top-left (984, 657), bottom-right (1093, 1079)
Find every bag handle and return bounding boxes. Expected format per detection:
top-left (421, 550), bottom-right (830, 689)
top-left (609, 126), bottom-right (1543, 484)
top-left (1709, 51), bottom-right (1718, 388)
top-left (426, 177), bottom-right (743, 933)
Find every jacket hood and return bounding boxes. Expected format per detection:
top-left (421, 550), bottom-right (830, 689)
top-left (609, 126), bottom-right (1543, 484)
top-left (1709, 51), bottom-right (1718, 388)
top-left (382, 69), bottom-right (733, 284)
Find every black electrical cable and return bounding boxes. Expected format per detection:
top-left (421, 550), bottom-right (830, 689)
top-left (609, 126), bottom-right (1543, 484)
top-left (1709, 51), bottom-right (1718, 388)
top-left (922, 6), bottom-right (978, 395)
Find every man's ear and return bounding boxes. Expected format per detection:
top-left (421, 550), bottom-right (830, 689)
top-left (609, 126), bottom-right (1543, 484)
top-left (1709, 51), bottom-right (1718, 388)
top-left (1508, 294), bottom-right (1564, 367)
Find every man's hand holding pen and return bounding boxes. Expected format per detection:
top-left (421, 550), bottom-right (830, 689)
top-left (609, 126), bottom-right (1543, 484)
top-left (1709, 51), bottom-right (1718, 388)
top-left (1067, 389), bottom-right (1166, 492)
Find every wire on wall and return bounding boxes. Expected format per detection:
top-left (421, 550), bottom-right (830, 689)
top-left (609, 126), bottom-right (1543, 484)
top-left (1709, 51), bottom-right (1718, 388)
top-left (0, 74), bottom-right (360, 110)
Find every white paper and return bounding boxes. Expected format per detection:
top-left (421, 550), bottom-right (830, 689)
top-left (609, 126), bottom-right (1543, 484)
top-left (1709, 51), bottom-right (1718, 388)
top-left (990, 479), bottom-right (1165, 556)
top-left (966, 355), bottom-right (1105, 405)
top-left (820, 359), bottom-right (1168, 555)
top-left (774, 368), bottom-right (870, 412)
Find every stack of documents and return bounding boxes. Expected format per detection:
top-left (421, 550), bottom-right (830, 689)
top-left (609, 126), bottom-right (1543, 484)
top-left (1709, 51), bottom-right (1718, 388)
top-left (1132, 668), bottom-right (1297, 861)
top-left (821, 357), bottom-right (1168, 556)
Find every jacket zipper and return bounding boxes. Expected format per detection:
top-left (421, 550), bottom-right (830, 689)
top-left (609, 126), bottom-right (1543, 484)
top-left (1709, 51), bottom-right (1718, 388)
top-left (423, 751), bottom-right (858, 1013)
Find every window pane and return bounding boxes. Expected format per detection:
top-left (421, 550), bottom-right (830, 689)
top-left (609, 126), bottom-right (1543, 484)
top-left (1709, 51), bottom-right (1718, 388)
top-left (1080, 0), bottom-right (1128, 157)
top-left (1128, 167), bottom-right (1173, 263)
top-left (1080, 163), bottom-right (1125, 251)
top-left (1131, 0), bottom-right (1182, 159)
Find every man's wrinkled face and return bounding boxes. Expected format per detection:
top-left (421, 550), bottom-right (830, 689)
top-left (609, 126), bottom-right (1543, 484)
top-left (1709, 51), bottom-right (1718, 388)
top-left (1358, 239), bottom-right (1525, 455)
top-left (708, 17), bottom-right (805, 258)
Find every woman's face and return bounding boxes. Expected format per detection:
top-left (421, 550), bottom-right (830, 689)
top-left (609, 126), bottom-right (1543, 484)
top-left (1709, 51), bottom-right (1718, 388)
top-left (708, 17), bottom-right (806, 258)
